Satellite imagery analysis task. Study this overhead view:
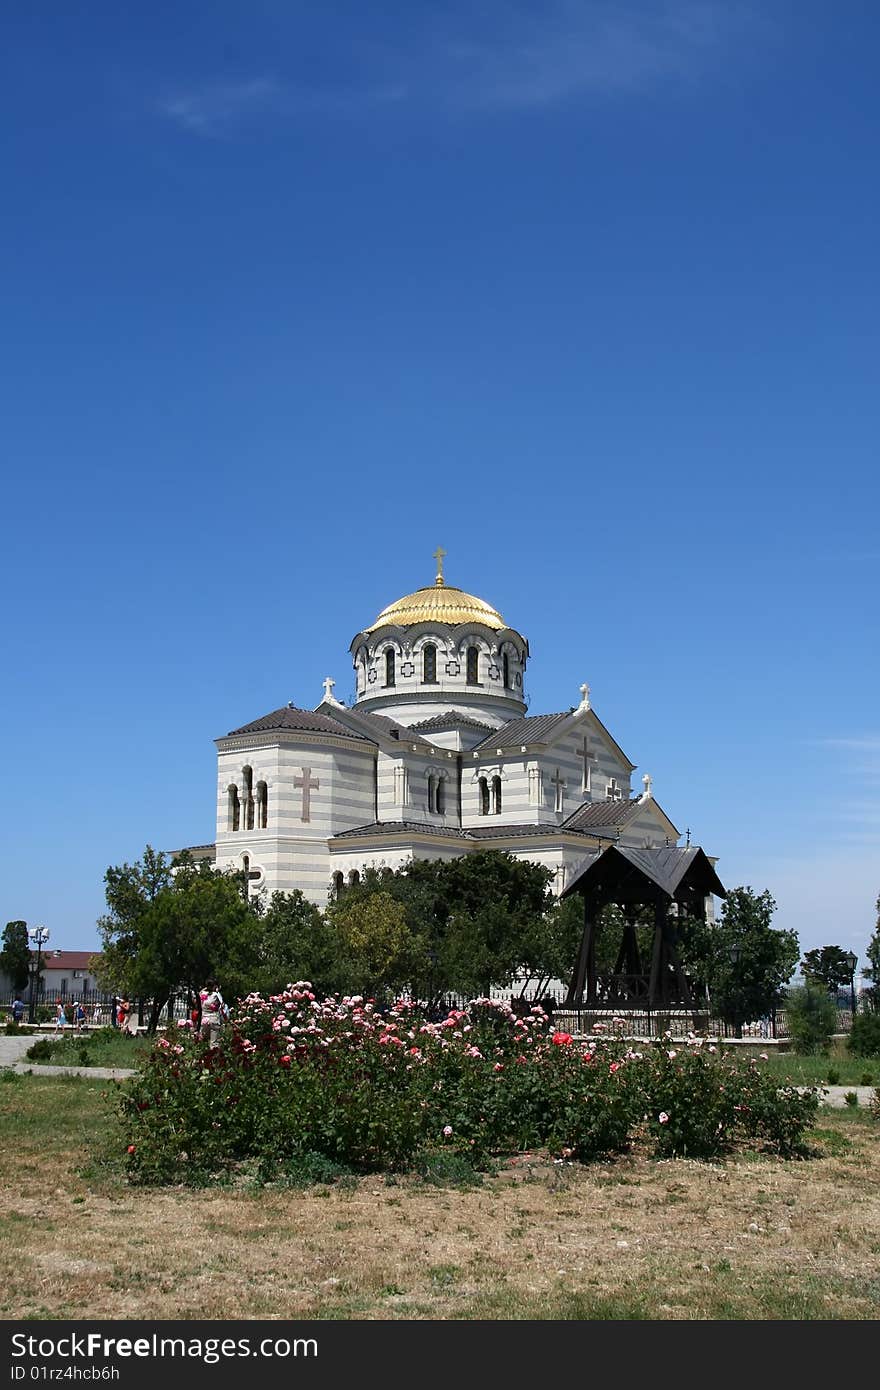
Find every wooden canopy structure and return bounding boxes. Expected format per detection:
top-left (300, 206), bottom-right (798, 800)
top-left (561, 845), bottom-right (726, 1009)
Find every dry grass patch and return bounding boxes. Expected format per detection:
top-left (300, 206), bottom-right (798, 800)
top-left (0, 1072), bottom-right (878, 1320)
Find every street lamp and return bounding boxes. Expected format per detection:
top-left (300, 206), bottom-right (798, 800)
top-left (845, 950), bottom-right (858, 1025)
top-left (28, 925), bottom-right (50, 1025)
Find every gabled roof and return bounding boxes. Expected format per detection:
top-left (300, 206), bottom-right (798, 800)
top-left (471, 707), bottom-right (636, 772)
top-left (314, 703), bottom-right (436, 752)
top-left (561, 797), bottom-right (644, 832)
top-left (562, 844), bottom-right (726, 902)
top-left (472, 712), bottom-right (570, 750)
top-left (221, 705), bottom-right (372, 741)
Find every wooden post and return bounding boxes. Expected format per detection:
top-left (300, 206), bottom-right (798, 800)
top-left (565, 894), bottom-right (595, 1007)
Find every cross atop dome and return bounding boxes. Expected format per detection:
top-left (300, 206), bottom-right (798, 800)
top-left (432, 545), bottom-right (446, 587)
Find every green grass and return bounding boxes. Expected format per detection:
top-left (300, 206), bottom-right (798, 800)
top-left (736, 1048), bottom-right (878, 1088)
top-left (25, 1027), bottom-right (152, 1069)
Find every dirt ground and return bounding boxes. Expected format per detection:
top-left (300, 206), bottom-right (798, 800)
top-left (1, 1074), bottom-right (878, 1320)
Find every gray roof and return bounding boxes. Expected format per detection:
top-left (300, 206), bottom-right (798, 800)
top-left (472, 712), bottom-right (570, 750)
top-left (562, 844), bottom-right (726, 901)
top-left (468, 822), bottom-right (616, 842)
top-left (351, 711), bottom-right (436, 750)
top-left (561, 797), bottom-right (644, 832)
top-left (331, 820), bottom-right (471, 842)
top-left (168, 844), bottom-right (216, 862)
top-left (223, 705), bottom-right (372, 740)
top-left (332, 819), bottom-right (617, 846)
top-left (409, 712), bottom-right (496, 734)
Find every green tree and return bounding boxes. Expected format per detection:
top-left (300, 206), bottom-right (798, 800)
top-left (0, 921), bottom-right (31, 992)
top-left (706, 887), bottom-right (799, 1036)
top-left (801, 945), bottom-right (853, 994)
top-left (95, 847), bottom-right (260, 1030)
top-left (329, 851), bottom-right (556, 1003)
top-left (333, 891), bottom-right (423, 999)
top-left (785, 981), bottom-right (838, 1055)
top-left (252, 890), bottom-right (344, 997)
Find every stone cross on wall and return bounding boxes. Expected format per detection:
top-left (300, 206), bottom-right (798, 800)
top-left (641, 773), bottom-right (653, 800)
top-left (578, 682), bottom-right (591, 710)
top-left (581, 735), bottom-right (597, 794)
top-left (293, 767), bottom-right (320, 823)
top-left (322, 676), bottom-right (335, 702)
top-left (550, 767), bottom-right (566, 813)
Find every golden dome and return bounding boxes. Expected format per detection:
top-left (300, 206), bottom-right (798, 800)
top-left (365, 582), bottom-right (509, 633)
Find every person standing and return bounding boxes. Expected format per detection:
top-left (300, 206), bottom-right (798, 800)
top-left (199, 981), bottom-right (226, 1045)
top-left (54, 1001), bottom-right (68, 1034)
top-left (11, 997), bottom-right (24, 1026)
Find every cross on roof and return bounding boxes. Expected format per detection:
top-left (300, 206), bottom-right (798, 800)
top-left (433, 545), bottom-right (446, 586)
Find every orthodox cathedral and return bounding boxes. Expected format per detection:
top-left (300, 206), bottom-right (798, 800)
top-left (194, 554), bottom-right (688, 906)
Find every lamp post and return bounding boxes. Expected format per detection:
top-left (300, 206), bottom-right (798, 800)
top-left (28, 925), bottom-right (50, 1025)
top-left (728, 942), bottom-right (742, 1038)
top-left (845, 950), bottom-right (858, 1027)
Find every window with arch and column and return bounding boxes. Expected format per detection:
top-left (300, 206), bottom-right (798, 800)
top-left (502, 652), bottom-right (510, 688)
top-left (331, 871), bottom-right (345, 902)
top-left (436, 776), bottom-right (446, 815)
top-left (492, 775), bottom-right (502, 814)
top-left (427, 774), bottom-right (436, 813)
top-left (384, 648), bottom-right (396, 687)
top-left (422, 643), bottom-right (437, 683)
top-left (466, 646), bottom-right (479, 685)
top-left (256, 781), bottom-right (268, 829)
top-left (227, 784), bottom-right (240, 832)
top-left (242, 766), bottom-right (255, 830)
top-left (347, 869), bottom-right (361, 888)
top-left (478, 777), bottom-right (489, 815)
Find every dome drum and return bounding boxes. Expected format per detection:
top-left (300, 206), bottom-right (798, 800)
top-left (350, 573), bottom-right (529, 724)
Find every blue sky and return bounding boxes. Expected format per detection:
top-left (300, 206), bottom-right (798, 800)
top-left (2, 2), bottom-right (877, 969)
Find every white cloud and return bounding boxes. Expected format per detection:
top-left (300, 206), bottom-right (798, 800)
top-left (157, 2), bottom-right (750, 135)
top-left (159, 78), bottom-right (282, 135)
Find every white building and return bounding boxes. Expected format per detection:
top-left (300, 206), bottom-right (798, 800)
top-left (185, 556), bottom-right (692, 907)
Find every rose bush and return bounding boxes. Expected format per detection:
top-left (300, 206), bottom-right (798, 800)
top-left (119, 989), bottom-right (818, 1184)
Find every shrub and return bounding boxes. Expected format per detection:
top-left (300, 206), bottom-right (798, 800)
top-left (641, 1043), bottom-right (818, 1159)
top-left (25, 1039), bottom-right (55, 1062)
top-left (848, 1012), bottom-right (880, 1058)
top-left (844, 1092), bottom-right (858, 1108)
top-left (785, 983), bottom-right (837, 1055)
top-left (827, 1067), bottom-right (841, 1085)
top-left (860, 1072), bottom-right (874, 1087)
top-left (117, 991), bottom-right (822, 1185)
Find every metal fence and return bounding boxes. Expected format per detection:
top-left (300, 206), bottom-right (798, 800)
top-left (1, 987), bottom-right (191, 1026)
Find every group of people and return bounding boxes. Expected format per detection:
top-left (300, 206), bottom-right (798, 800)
top-left (8, 982), bottom-right (230, 1040)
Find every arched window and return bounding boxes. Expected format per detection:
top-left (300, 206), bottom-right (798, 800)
top-left (347, 869), bottom-right (360, 888)
top-left (466, 646), bottom-right (479, 684)
top-left (502, 652), bottom-right (510, 688)
top-left (227, 785), bottom-right (240, 832)
top-left (332, 871), bottom-right (345, 902)
top-left (436, 776), bottom-right (446, 815)
top-left (492, 775), bottom-right (502, 814)
top-left (243, 766), bottom-right (255, 830)
top-left (384, 648), bottom-right (396, 687)
top-left (478, 777), bottom-right (489, 815)
top-left (423, 643), bottom-right (437, 683)
top-left (256, 781), bottom-right (268, 829)
top-left (427, 774), bottom-right (436, 813)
